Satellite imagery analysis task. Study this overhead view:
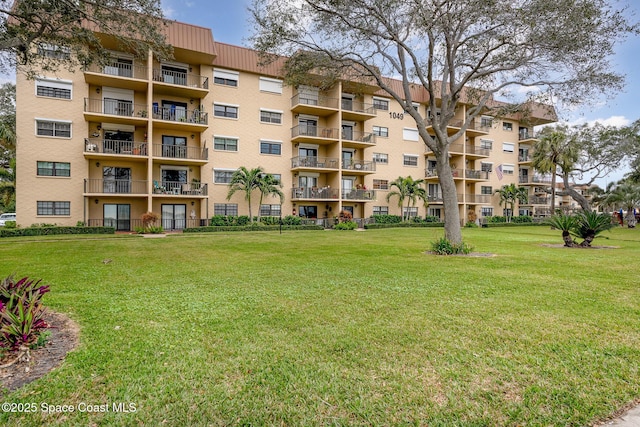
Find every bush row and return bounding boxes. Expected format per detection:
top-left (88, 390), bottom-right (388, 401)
top-left (364, 222), bottom-right (445, 229)
top-left (0, 226), bottom-right (115, 238)
top-left (371, 214), bottom-right (441, 224)
top-left (483, 215), bottom-right (534, 224)
top-left (209, 215), bottom-right (302, 226)
top-left (482, 222), bottom-right (547, 228)
top-left (184, 224), bottom-right (324, 233)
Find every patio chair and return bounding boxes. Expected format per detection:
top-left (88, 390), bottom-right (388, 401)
top-left (153, 180), bottom-right (165, 194)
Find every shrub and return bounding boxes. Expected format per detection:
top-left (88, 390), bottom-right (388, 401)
top-left (259, 216), bottom-right (281, 226)
top-left (486, 216), bottom-right (507, 223)
top-left (334, 221), bottom-right (358, 230)
top-left (546, 211), bottom-right (614, 247)
top-left (430, 237), bottom-right (473, 255)
top-left (282, 215), bottom-right (302, 226)
top-left (371, 214), bottom-right (402, 224)
top-left (75, 221), bottom-right (86, 227)
top-left (0, 226), bottom-right (115, 238)
top-left (141, 212), bottom-right (159, 228)
top-left (511, 215), bottom-right (533, 223)
top-left (237, 216), bottom-right (251, 226)
top-left (339, 210), bottom-right (353, 222)
top-left (0, 275), bottom-right (51, 353)
top-left (465, 221), bottom-right (479, 228)
top-left (4, 220), bottom-right (16, 229)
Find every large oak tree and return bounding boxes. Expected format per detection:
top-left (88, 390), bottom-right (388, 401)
top-left (251, 0), bottom-right (637, 243)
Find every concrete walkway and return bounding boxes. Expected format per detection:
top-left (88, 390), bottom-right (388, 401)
top-left (600, 404), bottom-right (640, 426)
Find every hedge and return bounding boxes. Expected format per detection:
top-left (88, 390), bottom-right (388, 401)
top-left (364, 222), bottom-right (444, 230)
top-left (0, 226), bottom-right (115, 238)
top-left (481, 222), bottom-right (547, 228)
top-left (184, 224), bottom-right (324, 233)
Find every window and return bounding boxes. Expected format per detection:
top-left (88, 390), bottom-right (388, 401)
top-left (36, 78), bottom-right (72, 99)
top-left (36, 120), bottom-right (71, 138)
top-left (480, 116), bottom-right (493, 128)
top-left (260, 140), bottom-right (281, 155)
top-left (403, 155), bottom-right (418, 167)
top-left (502, 164), bottom-right (515, 175)
top-left (480, 139), bottom-right (493, 150)
top-left (37, 43), bottom-right (70, 60)
top-left (260, 204), bottom-right (281, 217)
top-left (37, 201), bottom-right (70, 216)
top-left (403, 128), bottom-right (419, 141)
top-left (372, 126), bottom-right (389, 137)
top-left (213, 68), bottom-right (239, 87)
top-left (481, 162), bottom-right (493, 173)
top-left (403, 207), bottom-right (418, 218)
top-left (502, 142), bottom-right (515, 153)
top-left (214, 103), bottom-right (238, 118)
top-left (259, 77), bottom-right (283, 94)
top-left (260, 109), bottom-right (282, 124)
top-left (481, 186), bottom-right (493, 195)
top-left (214, 170), bottom-right (235, 184)
top-left (214, 204), bottom-right (238, 216)
top-left (373, 179), bottom-right (389, 190)
top-left (481, 207), bottom-right (493, 217)
top-left (373, 153), bottom-right (388, 164)
top-left (373, 97), bottom-right (389, 111)
top-left (37, 161), bottom-right (70, 177)
top-left (373, 206), bottom-right (389, 215)
top-left (503, 122), bottom-right (513, 131)
top-left (214, 136), bottom-right (238, 152)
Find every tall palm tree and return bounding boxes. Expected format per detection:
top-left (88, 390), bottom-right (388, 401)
top-left (386, 176), bottom-right (428, 221)
top-left (494, 183), bottom-right (528, 221)
top-left (533, 126), bottom-right (572, 215)
top-left (226, 166), bottom-right (264, 223)
top-left (256, 173), bottom-right (284, 222)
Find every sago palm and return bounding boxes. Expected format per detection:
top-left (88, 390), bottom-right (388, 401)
top-left (572, 211), bottom-right (615, 246)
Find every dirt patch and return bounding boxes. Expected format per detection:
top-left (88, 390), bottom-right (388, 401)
top-left (0, 311), bottom-right (80, 396)
top-left (540, 244), bottom-right (620, 249)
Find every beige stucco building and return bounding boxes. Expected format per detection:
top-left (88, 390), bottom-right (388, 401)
top-left (15, 19), bottom-right (557, 230)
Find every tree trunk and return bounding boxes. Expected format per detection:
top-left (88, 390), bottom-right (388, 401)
top-left (562, 230), bottom-right (575, 247)
top-left (550, 170), bottom-right (557, 215)
top-left (561, 173), bottom-right (592, 212)
top-left (625, 210), bottom-right (636, 228)
top-left (436, 156), bottom-right (462, 244)
top-left (580, 233), bottom-right (595, 247)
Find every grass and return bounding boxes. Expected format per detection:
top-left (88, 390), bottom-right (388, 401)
top-left (0, 226), bottom-right (639, 426)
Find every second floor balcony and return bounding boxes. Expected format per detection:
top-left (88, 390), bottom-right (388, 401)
top-left (291, 93), bottom-right (339, 115)
top-left (84, 179), bottom-right (148, 195)
top-left (291, 187), bottom-right (339, 200)
top-left (152, 144), bottom-right (208, 162)
top-left (291, 156), bottom-right (339, 170)
top-left (342, 188), bottom-right (376, 201)
top-left (342, 160), bottom-right (375, 173)
top-left (84, 138), bottom-right (148, 158)
top-left (84, 98), bottom-right (148, 125)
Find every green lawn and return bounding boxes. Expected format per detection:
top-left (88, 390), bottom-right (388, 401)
top-left (0, 226), bottom-right (639, 426)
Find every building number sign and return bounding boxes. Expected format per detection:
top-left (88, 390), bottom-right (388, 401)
top-left (389, 112), bottom-right (404, 120)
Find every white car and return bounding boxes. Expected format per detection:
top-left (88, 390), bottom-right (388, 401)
top-left (0, 213), bottom-right (16, 226)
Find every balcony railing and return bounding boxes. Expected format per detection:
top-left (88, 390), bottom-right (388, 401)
top-left (519, 154), bottom-right (532, 162)
top-left (465, 145), bottom-right (491, 156)
top-left (84, 62), bottom-right (148, 80)
top-left (342, 160), bottom-right (375, 172)
top-left (529, 196), bottom-right (550, 204)
top-left (427, 142), bottom-right (464, 154)
top-left (465, 194), bottom-right (492, 204)
top-left (425, 168), bottom-right (463, 178)
top-left (519, 130), bottom-right (535, 140)
top-left (428, 193), bottom-right (444, 202)
top-left (342, 189), bottom-right (376, 200)
top-left (291, 93), bottom-right (339, 109)
top-left (519, 175), bottom-right (552, 184)
top-left (465, 169), bottom-right (490, 180)
top-left (152, 68), bottom-right (209, 89)
top-left (467, 118), bottom-right (491, 132)
top-left (341, 99), bottom-right (375, 114)
top-left (153, 181), bottom-right (208, 196)
top-left (84, 98), bottom-right (148, 118)
top-left (291, 156), bottom-right (340, 169)
top-left (85, 138), bottom-right (148, 156)
top-left (342, 130), bottom-right (376, 144)
top-left (291, 187), bottom-right (339, 199)
top-left (291, 125), bottom-right (340, 139)
top-left (84, 179), bottom-right (147, 194)
top-left (152, 144), bottom-right (208, 161)
top-left (152, 106), bottom-right (208, 125)
top-left (87, 218), bottom-right (144, 231)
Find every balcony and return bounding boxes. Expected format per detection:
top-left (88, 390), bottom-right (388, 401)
top-left (291, 187), bottom-right (339, 200)
top-left (427, 193), bottom-right (464, 203)
top-left (153, 181), bottom-right (208, 196)
top-left (518, 130), bottom-right (537, 143)
top-left (84, 179), bottom-right (148, 195)
top-left (152, 106), bottom-right (208, 131)
top-left (425, 142), bottom-right (464, 155)
top-left (342, 130), bottom-right (376, 148)
top-left (518, 153), bottom-right (533, 164)
top-left (466, 118), bottom-right (491, 137)
top-left (83, 98), bottom-right (149, 126)
top-left (425, 168), bottom-right (463, 179)
top-left (529, 196), bottom-right (550, 205)
top-left (342, 160), bottom-right (376, 174)
top-left (465, 145), bottom-right (491, 158)
top-left (342, 188), bottom-right (376, 201)
top-left (291, 125), bottom-right (340, 144)
top-left (291, 93), bottom-right (339, 116)
top-left (519, 175), bottom-right (552, 185)
top-left (465, 194), bottom-right (492, 204)
top-left (152, 68), bottom-right (209, 98)
top-left (152, 144), bottom-right (208, 164)
top-left (291, 156), bottom-right (340, 170)
top-left (84, 63), bottom-right (148, 91)
top-left (341, 99), bottom-right (376, 121)
top-left (465, 169), bottom-right (490, 180)
top-left (84, 138), bottom-right (148, 161)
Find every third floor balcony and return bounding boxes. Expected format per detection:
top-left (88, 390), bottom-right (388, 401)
top-left (152, 144), bottom-right (208, 164)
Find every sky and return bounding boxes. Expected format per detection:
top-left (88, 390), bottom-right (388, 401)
top-left (163, 0), bottom-right (640, 185)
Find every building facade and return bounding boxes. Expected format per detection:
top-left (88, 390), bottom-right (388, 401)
top-left (15, 20), bottom-right (556, 230)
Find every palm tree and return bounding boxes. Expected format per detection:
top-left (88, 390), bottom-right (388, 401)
top-left (0, 157), bottom-right (15, 212)
top-left (226, 166), bottom-right (264, 223)
top-left (386, 176), bottom-right (428, 221)
top-left (494, 183), bottom-right (528, 222)
top-left (256, 173), bottom-right (284, 222)
top-left (599, 181), bottom-right (640, 228)
top-left (533, 126), bottom-right (575, 215)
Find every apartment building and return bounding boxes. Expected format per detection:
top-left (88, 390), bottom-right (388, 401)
top-left (15, 19), bottom-right (556, 231)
